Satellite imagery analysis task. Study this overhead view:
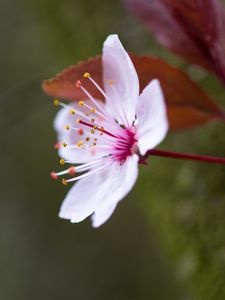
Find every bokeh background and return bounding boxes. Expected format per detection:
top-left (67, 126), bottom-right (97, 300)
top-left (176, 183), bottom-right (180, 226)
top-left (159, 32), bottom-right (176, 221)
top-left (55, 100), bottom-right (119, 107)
top-left (1, 0), bottom-right (225, 299)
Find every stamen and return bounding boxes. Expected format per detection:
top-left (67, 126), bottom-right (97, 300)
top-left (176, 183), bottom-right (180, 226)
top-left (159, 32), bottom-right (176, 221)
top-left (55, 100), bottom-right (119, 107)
top-left (66, 161), bottom-right (110, 183)
top-left (54, 166), bottom-right (76, 177)
top-left (76, 82), bottom-right (107, 116)
top-left (53, 99), bottom-right (60, 106)
top-left (50, 172), bottom-right (58, 180)
top-left (70, 109), bottom-right (76, 115)
top-left (54, 143), bottom-right (60, 150)
top-left (76, 140), bottom-right (84, 147)
top-left (62, 178), bottom-right (68, 185)
top-left (55, 100), bottom-right (94, 123)
top-left (78, 119), bottom-right (118, 138)
top-left (75, 80), bottom-right (82, 88)
top-left (79, 100), bottom-right (84, 106)
top-left (60, 158), bottom-right (65, 165)
top-left (79, 99), bottom-right (103, 118)
top-left (83, 72), bottom-right (90, 78)
top-left (68, 167), bottom-right (76, 175)
top-left (67, 126), bottom-right (84, 136)
top-left (78, 128), bottom-right (84, 135)
top-left (85, 74), bottom-right (128, 127)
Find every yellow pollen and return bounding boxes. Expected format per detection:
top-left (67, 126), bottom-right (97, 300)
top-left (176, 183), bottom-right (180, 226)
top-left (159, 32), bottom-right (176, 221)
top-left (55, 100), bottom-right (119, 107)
top-left (90, 118), bottom-right (95, 123)
top-left (83, 72), bottom-right (90, 78)
top-left (86, 137), bottom-right (90, 142)
top-left (93, 125), bottom-right (97, 129)
top-left (53, 99), bottom-right (59, 106)
top-left (90, 108), bottom-right (96, 113)
top-left (79, 101), bottom-right (84, 106)
top-left (60, 158), bottom-right (65, 165)
top-left (90, 129), bottom-right (95, 134)
top-left (76, 140), bottom-right (83, 147)
top-left (70, 109), bottom-right (75, 115)
top-left (62, 178), bottom-right (68, 186)
top-left (62, 142), bottom-right (67, 147)
top-left (76, 118), bottom-right (81, 124)
top-left (65, 125), bottom-right (70, 130)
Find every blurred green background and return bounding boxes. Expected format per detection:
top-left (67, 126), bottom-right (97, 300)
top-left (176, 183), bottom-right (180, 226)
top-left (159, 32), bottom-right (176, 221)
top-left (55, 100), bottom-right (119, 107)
top-left (1, 0), bottom-right (225, 299)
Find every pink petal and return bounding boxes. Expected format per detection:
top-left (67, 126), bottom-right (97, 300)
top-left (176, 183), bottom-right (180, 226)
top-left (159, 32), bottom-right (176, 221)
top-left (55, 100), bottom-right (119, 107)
top-left (91, 154), bottom-right (139, 228)
top-left (136, 79), bottom-right (169, 155)
top-left (102, 34), bottom-right (139, 125)
top-left (59, 155), bottom-right (139, 225)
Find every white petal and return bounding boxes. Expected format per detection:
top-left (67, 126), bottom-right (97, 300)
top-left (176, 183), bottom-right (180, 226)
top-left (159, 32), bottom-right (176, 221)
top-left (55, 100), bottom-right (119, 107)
top-left (54, 101), bottom-right (107, 164)
top-left (136, 80), bottom-right (169, 155)
top-left (91, 154), bottom-right (139, 228)
top-left (59, 155), bottom-right (139, 226)
top-left (102, 34), bottom-right (139, 125)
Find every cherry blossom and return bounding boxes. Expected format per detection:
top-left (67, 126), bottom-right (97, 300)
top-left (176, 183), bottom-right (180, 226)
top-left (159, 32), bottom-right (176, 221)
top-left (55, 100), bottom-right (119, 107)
top-left (51, 34), bottom-right (168, 227)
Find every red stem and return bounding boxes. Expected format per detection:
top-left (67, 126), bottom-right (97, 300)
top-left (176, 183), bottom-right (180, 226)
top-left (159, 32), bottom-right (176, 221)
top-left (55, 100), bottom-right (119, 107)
top-left (145, 149), bottom-right (225, 165)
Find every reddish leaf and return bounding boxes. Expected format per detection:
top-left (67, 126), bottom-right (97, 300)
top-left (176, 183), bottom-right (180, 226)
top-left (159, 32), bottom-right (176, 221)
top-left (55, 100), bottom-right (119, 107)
top-left (124, 0), bottom-right (225, 85)
top-left (43, 57), bottom-right (103, 101)
top-left (43, 55), bottom-right (225, 130)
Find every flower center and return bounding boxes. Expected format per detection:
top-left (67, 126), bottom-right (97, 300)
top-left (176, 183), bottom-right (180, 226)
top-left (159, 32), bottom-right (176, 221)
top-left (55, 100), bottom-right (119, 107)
top-left (112, 127), bottom-right (137, 163)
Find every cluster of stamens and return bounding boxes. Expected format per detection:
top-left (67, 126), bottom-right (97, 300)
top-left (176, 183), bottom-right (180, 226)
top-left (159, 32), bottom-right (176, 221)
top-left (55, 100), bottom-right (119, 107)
top-left (51, 72), bottom-right (137, 186)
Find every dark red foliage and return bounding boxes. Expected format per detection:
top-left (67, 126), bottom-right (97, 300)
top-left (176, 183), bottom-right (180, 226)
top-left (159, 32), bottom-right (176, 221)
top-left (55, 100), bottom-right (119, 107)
top-left (124, 0), bottom-right (225, 85)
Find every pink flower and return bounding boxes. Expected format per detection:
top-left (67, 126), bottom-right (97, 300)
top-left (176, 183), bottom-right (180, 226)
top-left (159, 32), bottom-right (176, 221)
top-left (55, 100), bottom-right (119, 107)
top-left (53, 34), bottom-right (168, 227)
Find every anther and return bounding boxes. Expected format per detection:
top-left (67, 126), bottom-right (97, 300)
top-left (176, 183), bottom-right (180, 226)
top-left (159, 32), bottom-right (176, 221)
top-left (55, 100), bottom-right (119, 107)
top-left (78, 128), bottom-right (84, 135)
top-left (90, 129), bottom-right (95, 134)
top-left (93, 142), bottom-right (97, 146)
top-left (65, 125), bottom-right (70, 130)
top-left (70, 109), bottom-right (75, 115)
top-left (94, 138), bottom-right (97, 142)
top-left (68, 167), bottom-right (76, 175)
top-left (54, 143), bottom-right (60, 149)
top-left (79, 100), bottom-right (84, 106)
top-left (75, 80), bottom-right (82, 88)
top-left (62, 178), bottom-right (68, 186)
top-left (90, 108), bottom-right (96, 113)
top-left (50, 172), bottom-right (58, 180)
top-left (62, 142), bottom-right (67, 147)
top-left (90, 118), bottom-right (95, 123)
top-left (83, 72), bottom-right (90, 78)
top-left (60, 158), bottom-right (65, 165)
top-left (86, 137), bottom-right (90, 142)
top-left (76, 140), bottom-right (83, 147)
top-left (93, 125), bottom-right (97, 129)
top-left (53, 99), bottom-right (59, 106)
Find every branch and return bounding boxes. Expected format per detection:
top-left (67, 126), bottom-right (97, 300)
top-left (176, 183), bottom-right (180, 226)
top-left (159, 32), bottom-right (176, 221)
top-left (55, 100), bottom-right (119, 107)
top-left (141, 149), bottom-right (225, 165)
